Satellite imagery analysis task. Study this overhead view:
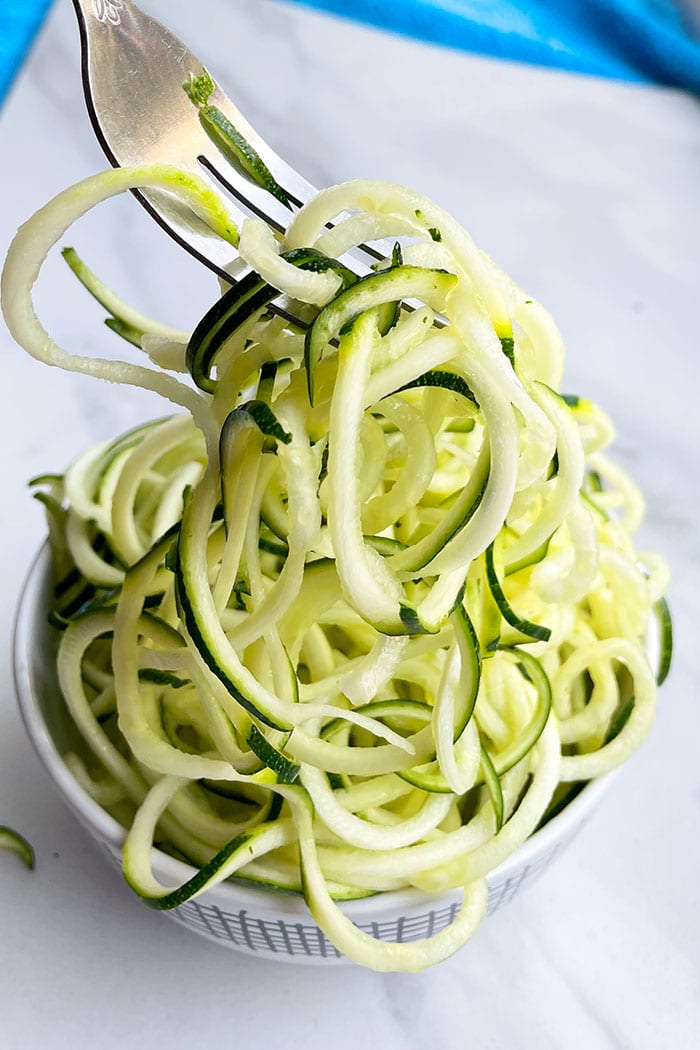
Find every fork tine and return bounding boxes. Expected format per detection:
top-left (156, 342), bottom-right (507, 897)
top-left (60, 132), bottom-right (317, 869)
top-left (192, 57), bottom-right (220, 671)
top-left (70, 0), bottom-right (391, 325)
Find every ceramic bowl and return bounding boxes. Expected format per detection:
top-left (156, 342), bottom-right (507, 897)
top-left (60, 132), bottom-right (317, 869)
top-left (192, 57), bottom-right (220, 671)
top-left (13, 543), bottom-right (614, 965)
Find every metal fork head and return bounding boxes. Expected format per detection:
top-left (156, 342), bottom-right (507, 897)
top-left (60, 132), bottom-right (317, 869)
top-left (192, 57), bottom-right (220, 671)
top-left (71, 0), bottom-right (319, 281)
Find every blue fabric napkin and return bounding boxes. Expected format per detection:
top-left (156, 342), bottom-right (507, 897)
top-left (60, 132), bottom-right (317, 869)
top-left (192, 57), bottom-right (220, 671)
top-left (0, 0), bottom-right (53, 102)
top-left (1, 0), bottom-right (699, 108)
top-left (286, 0), bottom-right (700, 91)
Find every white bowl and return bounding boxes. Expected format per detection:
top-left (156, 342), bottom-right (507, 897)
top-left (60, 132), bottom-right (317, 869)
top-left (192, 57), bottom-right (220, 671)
top-left (13, 543), bottom-right (613, 965)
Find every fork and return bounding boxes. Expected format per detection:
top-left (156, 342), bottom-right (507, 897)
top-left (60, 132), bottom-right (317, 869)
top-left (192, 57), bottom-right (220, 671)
top-left (70, 0), bottom-right (383, 325)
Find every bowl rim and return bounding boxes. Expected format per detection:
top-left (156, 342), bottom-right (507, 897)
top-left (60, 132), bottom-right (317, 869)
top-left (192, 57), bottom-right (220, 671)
top-left (13, 541), bottom-right (616, 918)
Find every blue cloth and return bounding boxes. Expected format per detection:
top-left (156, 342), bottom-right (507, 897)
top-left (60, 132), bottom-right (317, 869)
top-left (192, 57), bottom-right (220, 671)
top-left (1, 0), bottom-right (699, 107)
top-left (0, 0), bottom-right (53, 102)
top-left (286, 0), bottom-right (700, 91)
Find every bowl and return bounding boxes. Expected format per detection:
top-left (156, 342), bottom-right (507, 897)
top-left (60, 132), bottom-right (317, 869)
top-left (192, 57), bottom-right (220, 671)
top-left (13, 542), bottom-right (614, 965)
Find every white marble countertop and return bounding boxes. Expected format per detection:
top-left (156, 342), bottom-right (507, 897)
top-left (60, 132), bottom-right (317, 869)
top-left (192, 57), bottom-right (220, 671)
top-left (1, 1), bottom-right (699, 1046)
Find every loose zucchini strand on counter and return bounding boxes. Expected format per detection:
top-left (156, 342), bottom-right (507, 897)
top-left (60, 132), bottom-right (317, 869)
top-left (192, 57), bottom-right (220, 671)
top-left (0, 827), bottom-right (35, 870)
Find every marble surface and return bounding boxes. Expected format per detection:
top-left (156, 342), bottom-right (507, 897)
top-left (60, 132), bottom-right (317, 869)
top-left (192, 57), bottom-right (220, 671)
top-left (1, 1), bottom-right (699, 1046)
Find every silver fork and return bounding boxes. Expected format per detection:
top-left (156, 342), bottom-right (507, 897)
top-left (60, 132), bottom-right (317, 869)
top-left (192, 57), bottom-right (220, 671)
top-left (71, 0), bottom-right (382, 317)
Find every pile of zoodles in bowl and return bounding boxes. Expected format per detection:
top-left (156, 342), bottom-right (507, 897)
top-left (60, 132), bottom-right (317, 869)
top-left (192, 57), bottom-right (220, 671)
top-left (1, 164), bottom-right (671, 972)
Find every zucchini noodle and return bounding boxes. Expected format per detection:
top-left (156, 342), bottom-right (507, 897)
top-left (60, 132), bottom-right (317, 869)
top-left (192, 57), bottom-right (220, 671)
top-left (1, 165), bottom-right (671, 971)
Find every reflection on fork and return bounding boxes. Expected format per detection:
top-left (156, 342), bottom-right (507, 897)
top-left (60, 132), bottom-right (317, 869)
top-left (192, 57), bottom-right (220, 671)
top-left (70, 0), bottom-right (389, 330)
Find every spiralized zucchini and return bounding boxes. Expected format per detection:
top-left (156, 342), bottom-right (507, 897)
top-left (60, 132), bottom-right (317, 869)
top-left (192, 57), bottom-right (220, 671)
top-left (1, 166), bottom-right (671, 972)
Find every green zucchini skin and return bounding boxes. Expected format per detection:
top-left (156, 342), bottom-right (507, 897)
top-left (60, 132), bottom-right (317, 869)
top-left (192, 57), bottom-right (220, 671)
top-left (174, 528), bottom-right (291, 732)
top-left (304, 266), bottom-right (458, 403)
top-left (186, 248), bottom-right (355, 393)
top-left (479, 747), bottom-right (504, 831)
top-left (654, 596), bottom-right (673, 686)
top-left (127, 829), bottom-right (258, 910)
top-left (485, 542), bottom-right (551, 644)
top-left (0, 827), bottom-right (35, 870)
top-left (400, 369), bottom-right (477, 406)
top-left (487, 649), bottom-right (552, 775)
top-left (247, 724), bottom-right (299, 784)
